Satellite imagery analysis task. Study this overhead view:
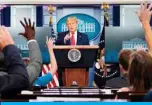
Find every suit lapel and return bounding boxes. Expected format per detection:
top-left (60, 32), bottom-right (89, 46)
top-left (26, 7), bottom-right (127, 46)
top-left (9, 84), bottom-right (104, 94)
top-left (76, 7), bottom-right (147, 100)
top-left (77, 32), bottom-right (82, 45)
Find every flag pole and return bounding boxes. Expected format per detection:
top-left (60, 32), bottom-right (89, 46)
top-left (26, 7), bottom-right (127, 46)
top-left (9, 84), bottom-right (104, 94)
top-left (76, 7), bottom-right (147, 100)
top-left (48, 5), bottom-right (56, 43)
top-left (101, 2), bottom-right (110, 23)
top-left (95, 3), bottom-right (110, 77)
top-left (96, 3), bottom-right (110, 61)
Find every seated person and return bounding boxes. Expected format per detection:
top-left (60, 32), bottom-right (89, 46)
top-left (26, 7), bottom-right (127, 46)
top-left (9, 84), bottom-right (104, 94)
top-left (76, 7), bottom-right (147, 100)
top-left (94, 45), bottom-right (119, 88)
top-left (0, 18), bottom-right (42, 85)
top-left (118, 50), bottom-right (152, 92)
top-left (20, 18), bottom-right (42, 85)
top-left (118, 2), bottom-right (152, 93)
top-left (0, 26), bottom-right (29, 94)
top-left (138, 3), bottom-right (152, 101)
top-left (106, 49), bottom-right (133, 88)
top-left (33, 37), bottom-right (58, 86)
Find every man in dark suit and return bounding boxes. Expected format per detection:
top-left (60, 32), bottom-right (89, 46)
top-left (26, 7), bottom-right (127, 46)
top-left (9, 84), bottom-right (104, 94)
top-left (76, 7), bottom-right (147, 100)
top-left (56, 17), bottom-right (89, 45)
top-left (55, 17), bottom-right (89, 86)
top-left (0, 26), bottom-right (29, 94)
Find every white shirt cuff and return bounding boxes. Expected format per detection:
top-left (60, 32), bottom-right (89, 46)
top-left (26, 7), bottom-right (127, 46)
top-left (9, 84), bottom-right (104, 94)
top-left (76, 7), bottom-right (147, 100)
top-left (27, 39), bottom-right (37, 45)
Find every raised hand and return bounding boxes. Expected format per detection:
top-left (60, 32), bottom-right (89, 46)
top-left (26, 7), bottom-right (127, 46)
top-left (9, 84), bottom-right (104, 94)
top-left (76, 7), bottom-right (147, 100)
top-left (0, 26), bottom-right (14, 51)
top-left (46, 36), bottom-right (54, 51)
top-left (136, 45), bottom-right (145, 51)
top-left (19, 18), bottom-right (35, 40)
top-left (137, 3), bottom-right (152, 23)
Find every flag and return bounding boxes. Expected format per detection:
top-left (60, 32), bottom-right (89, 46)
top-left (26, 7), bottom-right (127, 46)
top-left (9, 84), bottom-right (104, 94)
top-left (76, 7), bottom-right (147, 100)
top-left (49, 10), bottom-right (56, 44)
top-left (94, 16), bottom-right (109, 88)
top-left (41, 9), bottom-right (59, 88)
top-left (42, 64), bottom-right (59, 88)
top-left (96, 16), bottom-right (109, 61)
top-left (99, 16), bottom-right (109, 49)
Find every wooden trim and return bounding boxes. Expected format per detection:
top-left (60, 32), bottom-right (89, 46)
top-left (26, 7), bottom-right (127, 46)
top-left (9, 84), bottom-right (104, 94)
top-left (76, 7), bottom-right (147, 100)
top-left (63, 68), bottom-right (88, 87)
top-left (53, 45), bottom-right (99, 49)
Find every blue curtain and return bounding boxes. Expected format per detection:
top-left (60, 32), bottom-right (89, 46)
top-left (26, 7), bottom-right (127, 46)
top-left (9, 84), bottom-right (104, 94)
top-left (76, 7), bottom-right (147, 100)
top-left (36, 6), bottom-right (43, 27)
top-left (113, 5), bottom-right (120, 26)
top-left (1, 7), bottom-right (11, 27)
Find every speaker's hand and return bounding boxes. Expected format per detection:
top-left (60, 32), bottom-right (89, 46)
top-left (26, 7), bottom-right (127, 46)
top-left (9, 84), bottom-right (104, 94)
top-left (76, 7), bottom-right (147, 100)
top-left (64, 34), bottom-right (71, 44)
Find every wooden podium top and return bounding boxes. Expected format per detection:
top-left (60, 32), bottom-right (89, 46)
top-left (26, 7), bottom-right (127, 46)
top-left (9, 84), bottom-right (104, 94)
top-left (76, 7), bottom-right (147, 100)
top-left (53, 45), bottom-right (99, 49)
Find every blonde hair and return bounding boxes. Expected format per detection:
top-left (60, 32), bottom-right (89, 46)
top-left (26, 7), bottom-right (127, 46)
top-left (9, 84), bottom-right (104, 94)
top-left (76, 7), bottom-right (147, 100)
top-left (66, 17), bottom-right (78, 23)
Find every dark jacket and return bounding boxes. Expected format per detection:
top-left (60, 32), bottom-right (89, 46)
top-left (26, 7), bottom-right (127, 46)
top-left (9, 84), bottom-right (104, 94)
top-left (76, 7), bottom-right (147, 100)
top-left (106, 73), bottom-right (129, 88)
top-left (143, 91), bottom-right (152, 102)
top-left (0, 45), bottom-right (29, 95)
top-left (55, 31), bottom-right (89, 45)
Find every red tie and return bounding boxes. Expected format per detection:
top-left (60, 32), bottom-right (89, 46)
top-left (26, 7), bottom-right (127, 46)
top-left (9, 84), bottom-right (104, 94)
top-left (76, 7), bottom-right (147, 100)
top-left (71, 32), bottom-right (75, 45)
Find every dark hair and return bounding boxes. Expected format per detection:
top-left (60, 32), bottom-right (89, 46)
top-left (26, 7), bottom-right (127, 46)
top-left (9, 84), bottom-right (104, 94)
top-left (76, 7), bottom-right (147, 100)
top-left (128, 51), bottom-right (152, 92)
top-left (118, 49), bottom-right (133, 71)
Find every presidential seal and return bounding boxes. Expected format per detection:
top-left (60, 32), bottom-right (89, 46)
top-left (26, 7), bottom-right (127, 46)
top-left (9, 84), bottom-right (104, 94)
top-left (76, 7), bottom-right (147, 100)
top-left (68, 49), bottom-right (81, 62)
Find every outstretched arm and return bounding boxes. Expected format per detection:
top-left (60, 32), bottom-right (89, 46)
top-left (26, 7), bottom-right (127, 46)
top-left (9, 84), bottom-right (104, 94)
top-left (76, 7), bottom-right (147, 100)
top-left (47, 37), bottom-right (58, 76)
top-left (19, 18), bottom-right (42, 85)
top-left (138, 3), bottom-right (152, 55)
top-left (33, 37), bottom-right (58, 86)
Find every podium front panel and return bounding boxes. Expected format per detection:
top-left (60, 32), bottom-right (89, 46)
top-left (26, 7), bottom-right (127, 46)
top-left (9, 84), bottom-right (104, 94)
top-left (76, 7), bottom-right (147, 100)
top-left (54, 49), bottom-right (97, 68)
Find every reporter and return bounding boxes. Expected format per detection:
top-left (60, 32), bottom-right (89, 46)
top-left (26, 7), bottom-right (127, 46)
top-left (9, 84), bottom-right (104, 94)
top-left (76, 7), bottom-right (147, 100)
top-left (33, 37), bottom-right (58, 86)
top-left (0, 26), bottom-right (29, 94)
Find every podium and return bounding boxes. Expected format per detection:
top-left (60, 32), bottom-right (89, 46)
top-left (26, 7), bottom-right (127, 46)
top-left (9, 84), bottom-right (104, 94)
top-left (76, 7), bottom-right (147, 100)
top-left (53, 45), bottom-right (99, 87)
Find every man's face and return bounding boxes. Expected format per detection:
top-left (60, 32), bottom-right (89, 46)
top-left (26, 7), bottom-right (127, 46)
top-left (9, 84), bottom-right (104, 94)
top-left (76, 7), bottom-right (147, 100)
top-left (66, 19), bottom-right (77, 33)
